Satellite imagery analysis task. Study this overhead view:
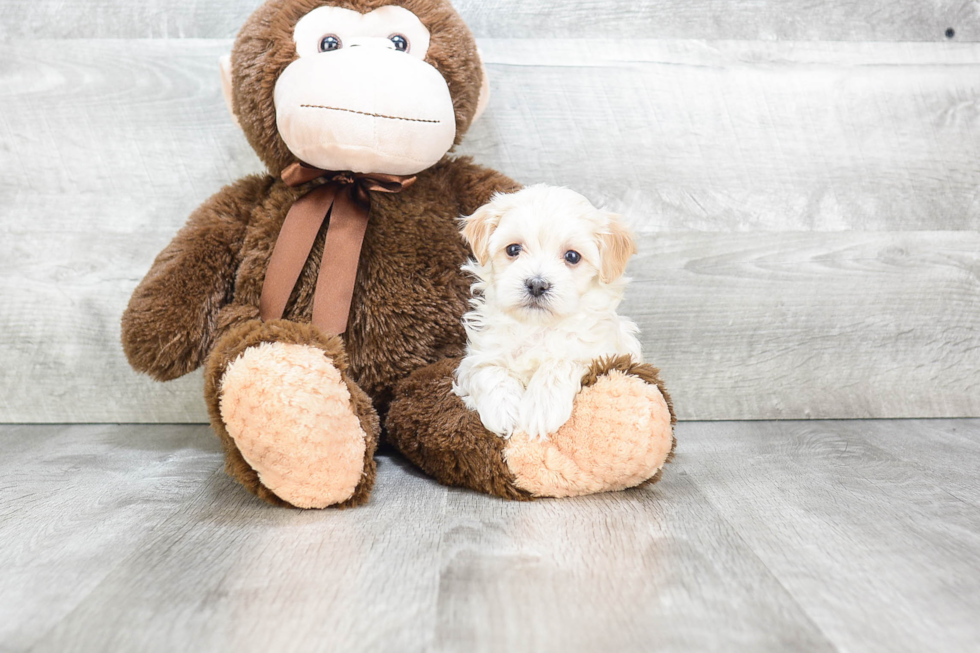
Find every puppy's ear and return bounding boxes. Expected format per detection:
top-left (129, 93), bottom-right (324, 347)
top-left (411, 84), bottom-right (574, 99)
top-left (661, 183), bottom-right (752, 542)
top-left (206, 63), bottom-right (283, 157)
top-left (598, 214), bottom-right (637, 282)
top-left (460, 200), bottom-right (505, 266)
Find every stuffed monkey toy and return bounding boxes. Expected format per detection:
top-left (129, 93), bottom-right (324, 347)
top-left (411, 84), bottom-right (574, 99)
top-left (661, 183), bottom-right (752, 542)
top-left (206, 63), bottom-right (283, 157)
top-left (121, 0), bottom-right (675, 509)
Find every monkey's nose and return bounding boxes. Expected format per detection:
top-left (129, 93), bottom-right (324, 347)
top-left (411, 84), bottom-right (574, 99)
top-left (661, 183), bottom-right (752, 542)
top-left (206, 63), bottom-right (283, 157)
top-left (525, 277), bottom-right (551, 298)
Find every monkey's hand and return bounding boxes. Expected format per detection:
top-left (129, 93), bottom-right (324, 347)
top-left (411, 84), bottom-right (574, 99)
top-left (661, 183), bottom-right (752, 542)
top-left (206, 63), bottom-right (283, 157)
top-left (121, 175), bottom-right (272, 381)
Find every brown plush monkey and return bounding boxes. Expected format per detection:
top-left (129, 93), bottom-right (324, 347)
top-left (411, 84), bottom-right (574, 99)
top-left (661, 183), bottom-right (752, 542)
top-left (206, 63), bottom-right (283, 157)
top-left (122, 0), bottom-right (675, 509)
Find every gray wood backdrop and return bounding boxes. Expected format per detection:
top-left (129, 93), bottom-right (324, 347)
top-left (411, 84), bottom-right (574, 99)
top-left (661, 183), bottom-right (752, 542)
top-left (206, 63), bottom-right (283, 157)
top-left (1, 1), bottom-right (979, 422)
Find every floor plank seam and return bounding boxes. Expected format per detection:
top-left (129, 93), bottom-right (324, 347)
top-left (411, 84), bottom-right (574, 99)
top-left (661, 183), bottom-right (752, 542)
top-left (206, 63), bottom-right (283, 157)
top-left (22, 466), bottom-right (226, 651)
top-left (677, 471), bottom-right (842, 651)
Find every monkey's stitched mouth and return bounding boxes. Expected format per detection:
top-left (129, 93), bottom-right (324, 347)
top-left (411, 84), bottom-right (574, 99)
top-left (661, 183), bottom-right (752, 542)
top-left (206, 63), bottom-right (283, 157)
top-left (300, 104), bottom-right (441, 124)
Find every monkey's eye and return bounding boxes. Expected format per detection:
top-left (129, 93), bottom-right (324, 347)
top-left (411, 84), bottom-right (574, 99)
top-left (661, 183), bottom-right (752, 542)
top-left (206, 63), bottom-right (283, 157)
top-left (564, 250), bottom-right (582, 265)
top-left (389, 34), bottom-right (409, 52)
top-left (506, 244), bottom-right (522, 257)
top-left (318, 35), bottom-right (342, 52)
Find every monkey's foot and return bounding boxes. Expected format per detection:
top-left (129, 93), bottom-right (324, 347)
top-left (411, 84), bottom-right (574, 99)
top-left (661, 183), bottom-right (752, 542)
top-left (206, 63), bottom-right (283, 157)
top-left (386, 356), bottom-right (674, 500)
top-left (204, 318), bottom-right (378, 509)
top-left (218, 342), bottom-right (369, 508)
top-left (503, 360), bottom-right (675, 498)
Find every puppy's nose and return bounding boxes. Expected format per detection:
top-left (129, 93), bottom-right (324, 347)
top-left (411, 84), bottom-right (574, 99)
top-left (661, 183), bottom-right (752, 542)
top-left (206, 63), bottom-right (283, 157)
top-left (525, 277), bottom-right (551, 298)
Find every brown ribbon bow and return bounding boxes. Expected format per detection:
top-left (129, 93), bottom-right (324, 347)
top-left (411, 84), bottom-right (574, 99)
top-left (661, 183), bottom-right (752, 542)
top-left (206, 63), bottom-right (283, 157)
top-left (259, 162), bottom-right (416, 334)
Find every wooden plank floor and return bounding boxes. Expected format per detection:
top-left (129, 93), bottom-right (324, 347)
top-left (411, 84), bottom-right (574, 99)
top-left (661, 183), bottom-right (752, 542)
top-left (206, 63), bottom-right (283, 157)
top-left (2, 420), bottom-right (979, 652)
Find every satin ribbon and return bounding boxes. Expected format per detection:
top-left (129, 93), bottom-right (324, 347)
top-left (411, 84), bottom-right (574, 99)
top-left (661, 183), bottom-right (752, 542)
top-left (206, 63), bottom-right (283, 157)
top-left (259, 162), bottom-right (416, 334)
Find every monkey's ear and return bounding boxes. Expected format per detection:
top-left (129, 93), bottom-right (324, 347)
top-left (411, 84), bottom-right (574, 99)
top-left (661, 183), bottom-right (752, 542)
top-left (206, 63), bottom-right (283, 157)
top-left (471, 48), bottom-right (491, 126)
top-left (219, 54), bottom-right (241, 129)
top-left (460, 199), bottom-right (505, 266)
top-left (598, 214), bottom-right (637, 283)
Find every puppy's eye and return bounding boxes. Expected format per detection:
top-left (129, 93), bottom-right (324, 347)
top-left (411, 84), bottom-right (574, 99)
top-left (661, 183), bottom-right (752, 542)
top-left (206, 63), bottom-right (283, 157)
top-left (506, 244), bottom-right (522, 257)
top-left (319, 35), bottom-right (342, 52)
top-left (564, 250), bottom-right (582, 265)
top-left (389, 34), bottom-right (409, 52)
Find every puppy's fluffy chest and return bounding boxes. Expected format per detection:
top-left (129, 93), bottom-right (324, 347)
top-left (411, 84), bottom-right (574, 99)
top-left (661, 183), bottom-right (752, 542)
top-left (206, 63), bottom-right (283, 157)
top-left (470, 310), bottom-right (639, 385)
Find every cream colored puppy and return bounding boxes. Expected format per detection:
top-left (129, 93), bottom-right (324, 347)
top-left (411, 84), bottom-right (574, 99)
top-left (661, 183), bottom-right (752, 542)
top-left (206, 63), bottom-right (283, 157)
top-left (452, 185), bottom-right (642, 439)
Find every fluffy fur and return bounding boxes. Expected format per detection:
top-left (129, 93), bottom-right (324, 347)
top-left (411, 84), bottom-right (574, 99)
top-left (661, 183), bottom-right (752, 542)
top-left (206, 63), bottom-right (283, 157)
top-left (503, 369), bottom-right (674, 497)
top-left (387, 355), bottom-right (676, 500)
top-left (123, 0), bottom-right (675, 508)
top-left (230, 0), bottom-right (486, 177)
top-left (220, 341), bottom-right (368, 509)
top-left (203, 318), bottom-right (380, 509)
top-left (122, 0), bottom-right (521, 507)
top-left (453, 185), bottom-right (642, 438)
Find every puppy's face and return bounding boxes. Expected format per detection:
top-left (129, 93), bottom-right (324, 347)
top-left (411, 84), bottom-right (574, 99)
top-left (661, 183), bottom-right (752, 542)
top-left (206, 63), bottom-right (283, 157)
top-left (461, 185), bottom-right (636, 321)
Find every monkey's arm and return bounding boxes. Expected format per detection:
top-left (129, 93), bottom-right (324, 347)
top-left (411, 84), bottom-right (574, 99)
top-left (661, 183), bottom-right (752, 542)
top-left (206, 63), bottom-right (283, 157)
top-left (445, 156), bottom-right (522, 216)
top-left (121, 174), bottom-right (274, 381)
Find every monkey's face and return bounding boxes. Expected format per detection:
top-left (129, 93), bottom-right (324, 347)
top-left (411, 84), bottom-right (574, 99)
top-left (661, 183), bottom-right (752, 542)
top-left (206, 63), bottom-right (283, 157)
top-left (229, 0), bottom-right (486, 177)
top-left (274, 5), bottom-right (456, 175)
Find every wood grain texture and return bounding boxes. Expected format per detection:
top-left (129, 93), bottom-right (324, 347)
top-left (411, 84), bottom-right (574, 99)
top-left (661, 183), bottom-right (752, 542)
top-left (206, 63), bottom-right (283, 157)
top-left (432, 474), bottom-right (834, 652)
top-left (680, 420), bottom-right (980, 653)
top-left (469, 39), bottom-right (980, 232)
top-left (3, 230), bottom-right (978, 422)
top-left (0, 424), bottom-right (221, 651)
top-left (1, 0), bottom-right (977, 41)
top-left (836, 420), bottom-right (980, 506)
top-left (30, 456), bottom-right (451, 652)
top-left (4, 40), bottom-right (980, 233)
top-left (627, 231), bottom-right (980, 420)
top-left (2, 38), bottom-right (979, 421)
top-left (5, 421), bottom-right (980, 652)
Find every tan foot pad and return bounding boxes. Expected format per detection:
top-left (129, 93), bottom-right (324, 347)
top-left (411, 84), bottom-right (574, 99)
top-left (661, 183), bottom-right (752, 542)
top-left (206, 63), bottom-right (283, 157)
top-left (504, 370), bottom-right (673, 498)
top-left (219, 342), bottom-right (367, 508)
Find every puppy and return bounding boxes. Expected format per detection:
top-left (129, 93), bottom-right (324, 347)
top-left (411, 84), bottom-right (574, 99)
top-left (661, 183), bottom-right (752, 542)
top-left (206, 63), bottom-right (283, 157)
top-left (452, 185), bottom-right (642, 439)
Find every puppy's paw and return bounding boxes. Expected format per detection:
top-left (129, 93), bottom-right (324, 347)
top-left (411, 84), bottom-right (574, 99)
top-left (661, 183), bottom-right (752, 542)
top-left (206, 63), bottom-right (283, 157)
top-left (519, 385), bottom-right (576, 440)
top-left (475, 384), bottom-right (523, 438)
top-left (480, 405), bottom-right (519, 438)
